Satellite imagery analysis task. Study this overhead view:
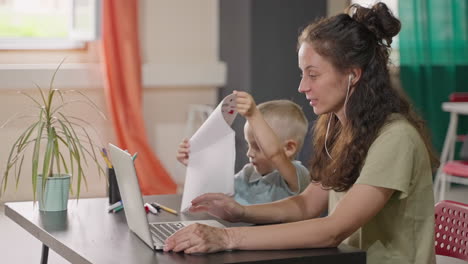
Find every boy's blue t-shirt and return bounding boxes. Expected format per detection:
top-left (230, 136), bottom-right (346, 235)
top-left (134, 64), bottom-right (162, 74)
top-left (234, 160), bottom-right (310, 205)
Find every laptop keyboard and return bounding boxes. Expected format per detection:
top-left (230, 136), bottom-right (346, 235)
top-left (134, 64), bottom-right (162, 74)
top-left (149, 222), bottom-right (185, 245)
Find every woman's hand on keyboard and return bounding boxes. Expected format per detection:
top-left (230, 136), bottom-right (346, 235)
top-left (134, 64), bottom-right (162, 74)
top-left (164, 223), bottom-right (233, 253)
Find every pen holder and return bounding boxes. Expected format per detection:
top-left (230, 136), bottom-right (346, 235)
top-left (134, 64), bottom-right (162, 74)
top-left (108, 168), bottom-right (121, 204)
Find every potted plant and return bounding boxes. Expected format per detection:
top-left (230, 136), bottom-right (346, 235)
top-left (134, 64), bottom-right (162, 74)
top-left (0, 60), bottom-right (106, 211)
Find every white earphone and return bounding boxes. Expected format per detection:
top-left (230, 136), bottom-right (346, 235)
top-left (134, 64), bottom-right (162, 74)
top-left (324, 73), bottom-right (355, 159)
top-left (344, 74), bottom-right (353, 115)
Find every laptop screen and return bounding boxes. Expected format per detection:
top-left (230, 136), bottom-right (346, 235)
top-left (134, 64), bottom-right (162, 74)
top-left (108, 143), bottom-right (154, 248)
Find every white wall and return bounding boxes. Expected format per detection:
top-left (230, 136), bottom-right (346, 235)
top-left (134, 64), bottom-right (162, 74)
top-left (0, 0), bottom-right (224, 202)
top-left (140, 0), bottom-right (223, 187)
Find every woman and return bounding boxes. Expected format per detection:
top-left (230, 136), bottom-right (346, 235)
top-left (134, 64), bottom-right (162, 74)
top-left (164, 3), bottom-right (438, 263)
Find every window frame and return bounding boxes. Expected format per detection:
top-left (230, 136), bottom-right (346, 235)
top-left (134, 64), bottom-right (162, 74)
top-left (0, 0), bottom-right (100, 50)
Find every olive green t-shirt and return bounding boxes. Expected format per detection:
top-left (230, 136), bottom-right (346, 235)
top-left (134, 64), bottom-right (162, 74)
top-left (329, 115), bottom-right (436, 264)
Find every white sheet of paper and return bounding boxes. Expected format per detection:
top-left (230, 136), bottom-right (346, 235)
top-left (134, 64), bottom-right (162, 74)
top-left (180, 94), bottom-right (238, 212)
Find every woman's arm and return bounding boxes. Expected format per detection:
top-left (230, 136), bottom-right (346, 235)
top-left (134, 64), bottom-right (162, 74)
top-left (242, 182), bottom-right (329, 223)
top-left (189, 182), bottom-right (328, 224)
top-left (226, 184), bottom-right (394, 250)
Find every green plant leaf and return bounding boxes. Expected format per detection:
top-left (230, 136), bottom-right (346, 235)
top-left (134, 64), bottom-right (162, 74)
top-left (49, 58), bottom-right (65, 94)
top-left (46, 88), bottom-right (56, 117)
top-left (5, 122), bottom-right (36, 167)
top-left (61, 116), bottom-right (105, 145)
top-left (55, 130), bottom-right (106, 179)
top-left (54, 132), bottom-right (61, 176)
top-left (33, 82), bottom-right (47, 109)
top-left (42, 127), bottom-right (55, 178)
top-left (15, 155), bottom-right (25, 190)
top-left (63, 90), bottom-right (108, 120)
top-left (32, 121), bottom-right (45, 202)
top-left (18, 121), bottom-right (40, 149)
top-left (1, 112), bottom-right (35, 129)
top-left (56, 119), bottom-right (79, 180)
top-left (57, 151), bottom-right (69, 175)
top-left (56, 119), bottom-right (90, 194)
top-left (17, 90), bottom-right (42, 108)
top-left (51, 99), bottom-right (107, 122)
top-left (1, 121), bottom-right (39, 196)
top-left (58, 113), bottom-right (89, 167)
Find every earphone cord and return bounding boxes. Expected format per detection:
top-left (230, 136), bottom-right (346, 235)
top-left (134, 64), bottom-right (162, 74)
top-left (324, 76), bottom-right (351, 160)
top-left (325, 113), bottom-right (333, 159)
top-left (343, 75), bottom-right (351, 119)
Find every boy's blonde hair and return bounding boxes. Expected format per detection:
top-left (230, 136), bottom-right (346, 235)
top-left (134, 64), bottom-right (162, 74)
top-left (257, 100), bottom-right (308, 155)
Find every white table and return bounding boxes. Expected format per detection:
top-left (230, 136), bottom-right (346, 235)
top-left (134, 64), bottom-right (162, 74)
top-left (434, 103), bottom-right (468, 201)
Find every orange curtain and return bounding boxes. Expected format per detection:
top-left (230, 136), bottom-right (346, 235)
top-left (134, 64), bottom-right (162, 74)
top-left (100, 0), bottom-right (177, 194)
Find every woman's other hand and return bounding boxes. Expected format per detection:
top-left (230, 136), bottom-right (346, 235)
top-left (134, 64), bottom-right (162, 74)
top-left (189, 193), bottom-right (245, 222)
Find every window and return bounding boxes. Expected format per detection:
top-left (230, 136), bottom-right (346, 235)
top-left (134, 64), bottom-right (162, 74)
top-left (0, 0), bottom-right (100, 50)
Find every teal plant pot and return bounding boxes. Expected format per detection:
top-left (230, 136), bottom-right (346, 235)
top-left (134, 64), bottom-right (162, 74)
top-left (37, 174), bottom-right (71, 212)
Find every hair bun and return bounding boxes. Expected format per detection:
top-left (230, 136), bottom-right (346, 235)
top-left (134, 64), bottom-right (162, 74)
top-left (349, 2), bottom-right (401, 47)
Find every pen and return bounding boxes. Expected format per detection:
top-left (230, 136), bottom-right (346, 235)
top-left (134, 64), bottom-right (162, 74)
top-left (108, 201), bottom-right (122, 212)
top-left (112, 204), bottom-right (124, 213)
top-left (151, 202), bottom-right (178, 215)
top-left (144, 203), bottom-right (159, 214)
top-left (132, 152), bottom-right (138, 161)
top-left (100, 148), bottom-right (113, 168)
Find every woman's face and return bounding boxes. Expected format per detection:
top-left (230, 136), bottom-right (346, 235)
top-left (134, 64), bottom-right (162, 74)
top-left (297, 42), bottom-right (349, 121)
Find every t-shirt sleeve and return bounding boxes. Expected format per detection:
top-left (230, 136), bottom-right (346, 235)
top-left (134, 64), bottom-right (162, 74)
top-left (296, 162), bottom-right (311, 193)
top-left (356, 125), bottom-right (415, 199)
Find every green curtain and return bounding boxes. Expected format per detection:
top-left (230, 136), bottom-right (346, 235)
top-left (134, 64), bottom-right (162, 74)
top-left (399, 0), bottom-right (468, 154)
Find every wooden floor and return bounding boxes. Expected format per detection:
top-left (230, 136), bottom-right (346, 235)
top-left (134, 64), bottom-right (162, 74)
top-left (1, 186), bottom-right (467, 264)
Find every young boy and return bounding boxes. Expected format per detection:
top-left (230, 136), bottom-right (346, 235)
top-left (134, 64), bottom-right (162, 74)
top-left (176, 91), bottom-right (310, 205)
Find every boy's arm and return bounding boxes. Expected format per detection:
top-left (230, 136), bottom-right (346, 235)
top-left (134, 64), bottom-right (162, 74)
top-left (247, 111), bottom-right (299, 192)
top-left (235, 91), bottom-right (299, 192)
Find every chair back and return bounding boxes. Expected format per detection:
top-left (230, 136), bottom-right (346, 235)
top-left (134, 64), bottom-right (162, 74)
top-left (435, 200), bottom-right (468, 260)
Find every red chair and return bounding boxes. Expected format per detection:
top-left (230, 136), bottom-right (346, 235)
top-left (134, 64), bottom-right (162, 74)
top-left (436, 160), bottom-right (468, 201)
top-left (434, 200), bottom-right (468, 261)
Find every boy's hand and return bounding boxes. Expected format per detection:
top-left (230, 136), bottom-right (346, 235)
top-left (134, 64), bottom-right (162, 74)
top-left (176, 138), bottom-right (190, 166)
top-left (234, 90), bottom-right (258, 118)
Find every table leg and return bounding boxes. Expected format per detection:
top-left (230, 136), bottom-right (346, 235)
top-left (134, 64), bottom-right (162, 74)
top-left (41, 244), bottom-right (49, 264)
top-left (434, 112), bottom-right (458, 201)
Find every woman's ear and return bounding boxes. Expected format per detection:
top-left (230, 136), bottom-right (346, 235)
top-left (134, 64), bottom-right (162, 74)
top-left (283, 140), bottom-right (298, 159)
top-left (350, 68), bottom-right (362, 86)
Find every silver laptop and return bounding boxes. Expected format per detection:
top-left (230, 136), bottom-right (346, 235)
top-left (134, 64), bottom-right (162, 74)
top-left (108, 143), bottom-right (226, 250)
